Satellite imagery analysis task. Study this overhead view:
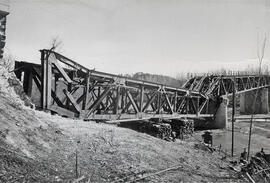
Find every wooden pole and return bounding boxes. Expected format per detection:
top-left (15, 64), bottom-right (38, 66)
top-left (231, 77), bottom-right (236, 157)
top-left (247, 114), bottom-right (254, 161)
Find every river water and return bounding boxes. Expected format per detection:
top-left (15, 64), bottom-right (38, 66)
top-left (193, 125), bottom-right (270, 157)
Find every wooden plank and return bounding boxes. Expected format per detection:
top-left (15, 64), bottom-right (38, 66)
top-left (64, 89), bottom-right (81, 112)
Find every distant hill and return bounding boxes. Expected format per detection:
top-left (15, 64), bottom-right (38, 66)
top-left (132, 72), bottom-right (185, 88)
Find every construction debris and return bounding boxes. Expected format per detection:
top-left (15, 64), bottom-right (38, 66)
top-left (240, 149), bottom-right (270, 182)
top-left (229, 148), bottom-right (270, 182)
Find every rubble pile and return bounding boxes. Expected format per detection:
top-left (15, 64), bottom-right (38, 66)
top-left (241, 150), bottom-right (270, 182)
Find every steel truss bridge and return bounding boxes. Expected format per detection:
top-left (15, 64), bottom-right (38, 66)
top-left (14, 50), bottom-right (270, 122)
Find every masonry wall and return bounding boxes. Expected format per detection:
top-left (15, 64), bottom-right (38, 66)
top-left (0, 2), bottom-right (9, 58)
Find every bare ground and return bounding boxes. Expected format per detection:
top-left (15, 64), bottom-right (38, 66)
top-left (0, 66), bottom-right (243, 182)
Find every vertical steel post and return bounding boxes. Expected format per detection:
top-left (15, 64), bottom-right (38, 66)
top-left (46, 57), bottom-right (52, 108)
top-left (41, 50), bottom-right (52, 110)
top-left (41, 50), bottom-right (47, 109)
top-left (140, 85), bottom-right (144, 112)
top-left (114, 86), bottom-right (120, 114)
top-left (174, 91), bottom-right (178, 113)
top-left (82, 71), bottom-right (90, 110)
top-left (186, 96), bottom-right (189, 114)
top-left (157, 91), bottom-right (161, 114)
top-left (196, 97), bottom-right (200, 116)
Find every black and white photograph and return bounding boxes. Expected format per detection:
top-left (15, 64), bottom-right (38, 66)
top-left (0, 0), bottom-right (270, 182)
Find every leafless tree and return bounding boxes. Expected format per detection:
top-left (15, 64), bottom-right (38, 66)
top-left (257, 34), bottom-right (267, 74)
top-left (49, 36), bottom-right (63, 52)
top-left (247, 33), bottom-right (268, 160)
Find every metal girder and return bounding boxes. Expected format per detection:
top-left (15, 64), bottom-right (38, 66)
top-left (126, 90), bottom-right (139, 113)
top-left (162, 88), bottom-right (174, 114)
top-left (184, 75), bottom-right (270, 97)
top-left (87, 87), bottom-right (112, 116)
top-left (143, 92), bottom-right (158, 112)
top-left (63, 89), bottom-right (81, 113)
top-left (13, 50), bottom-right (270, 121)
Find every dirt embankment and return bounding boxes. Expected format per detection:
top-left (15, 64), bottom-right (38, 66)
top-left (0, 66), bottom-right (243, 182)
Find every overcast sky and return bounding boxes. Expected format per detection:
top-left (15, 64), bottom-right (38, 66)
top-left (4, 0), bottom-right (270, 76)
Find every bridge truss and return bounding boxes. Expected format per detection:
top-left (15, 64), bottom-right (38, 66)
top-left (183, 75), bottom-right (270, 98)
top-left (14, 50), bottom-right (270, 122)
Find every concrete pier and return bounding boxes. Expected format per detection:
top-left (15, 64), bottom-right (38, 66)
top-left (240, 88), bottom-right (269, 114)
top-left (213, 96), bottom-right (228, 129)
